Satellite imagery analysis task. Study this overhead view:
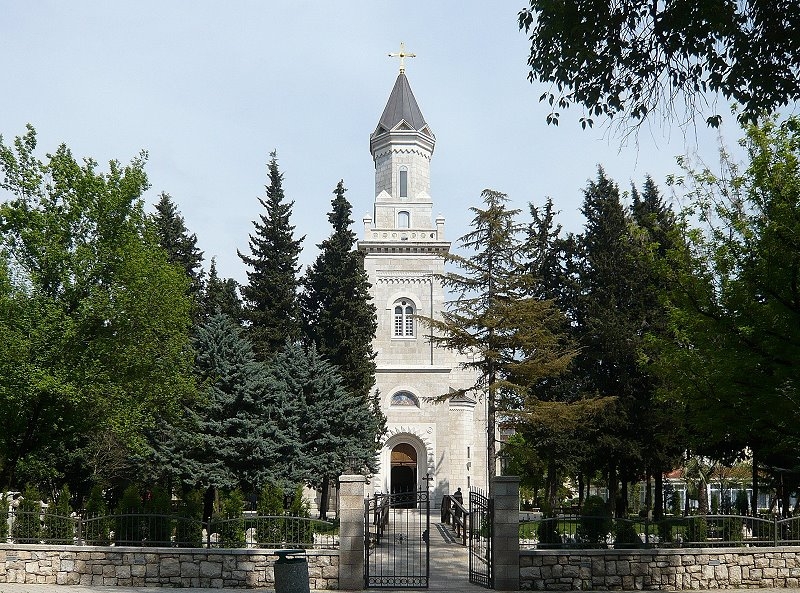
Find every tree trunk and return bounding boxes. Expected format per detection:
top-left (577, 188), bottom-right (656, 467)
top-left (578, 472), bottom-right (585, 507)
top-left (620, 476), bottom-right (629, 518)
top-left (319, 476), bottom-right (330, 520)
top-left (203, 486), bottom-right (216, 525)
top-left (654, 470), bottom-right (664, 521)
top-left (751, 458), bottom-right (758, 516)
top-left (608, 465), bottom-right (619, 517)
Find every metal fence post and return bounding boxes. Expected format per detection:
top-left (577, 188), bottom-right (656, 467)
top-left (774, 516), bottom-right (779, 546)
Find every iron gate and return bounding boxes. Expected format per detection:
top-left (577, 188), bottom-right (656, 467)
top-left (469, 488), bottom-right (493, 588)
top-left (365, 490), bottom-right (430, 588)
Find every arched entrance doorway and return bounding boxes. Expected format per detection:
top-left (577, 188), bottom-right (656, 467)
top-left (390, 443), bottom-right (417, 508)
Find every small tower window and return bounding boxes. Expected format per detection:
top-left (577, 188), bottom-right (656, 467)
top-left (391, 391), bottom-right (420, 407)
top-left (398, 210), bottom-right (410, 229)
top-left (393, 299), bottom-right (415, 337)
top-left (399, 167), bottom-right (408, 198)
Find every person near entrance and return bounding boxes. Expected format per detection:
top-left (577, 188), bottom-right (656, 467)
top-left (453, 487), bottom-right (463, 518)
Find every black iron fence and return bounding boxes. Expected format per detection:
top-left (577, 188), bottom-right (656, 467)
top-left (4, 510), bottom-right (338, 549)
top-left (520, 513), bottom-right (800, 549)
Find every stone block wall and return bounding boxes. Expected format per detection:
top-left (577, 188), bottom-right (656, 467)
top-left (520, 547), bottom-right (800, 590)
top-left (0, 545), bottom-right (338, 590)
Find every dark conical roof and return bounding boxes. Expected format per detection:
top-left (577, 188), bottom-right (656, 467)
top-left (376, 72), bottom-right (428, 133)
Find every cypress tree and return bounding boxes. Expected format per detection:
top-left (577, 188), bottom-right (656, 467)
top-left (238, 152), bottom-right (304, 359)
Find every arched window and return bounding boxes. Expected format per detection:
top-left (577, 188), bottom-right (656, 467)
top-left (399, 167), bottom-right (408, 198)
top-left (391, 391), bottom-right (420, 407)
top-left (397, 210), bottom-right (410, 229)
top-left (393, 299), bottom-right (415, 337)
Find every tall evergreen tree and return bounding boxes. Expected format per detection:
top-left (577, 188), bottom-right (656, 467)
top-left (238, 151), bottom-right (303, 359)
top-left (268, 341), bottom-right (382, 519)
top-left (300, 180), bottom-right (379, 423)
top-left (151, 313), bottom-right (295, 517)
top-left (426, 189), bottom-right (573, 497)
top-left (151, 192), bottom-right (205, 296)
top-left (202, 257), bottom-right (243, 323)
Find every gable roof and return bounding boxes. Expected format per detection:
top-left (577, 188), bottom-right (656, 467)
top-left (376, 72), bottom-right (428, 134)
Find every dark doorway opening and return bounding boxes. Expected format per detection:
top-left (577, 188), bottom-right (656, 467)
top-left (391, 443), bottom-right (417, 508)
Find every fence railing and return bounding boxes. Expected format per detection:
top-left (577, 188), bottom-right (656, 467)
top-left (440, 494), bottom-right (467, 545)
top-left (3, 510), bottom-right (338, 549)
top-left (520, 513), bottom-right (800, 549)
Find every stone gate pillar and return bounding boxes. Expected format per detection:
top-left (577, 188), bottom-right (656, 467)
top-left (338, 474), bottom-right (367, 591)
top-left (492, 476), bottom-right (520, 591)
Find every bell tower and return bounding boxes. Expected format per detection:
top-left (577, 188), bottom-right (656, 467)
top-left (358, 48), bottom-right (486, 502)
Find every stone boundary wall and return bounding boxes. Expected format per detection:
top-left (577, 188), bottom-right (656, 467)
top-left (520, 547), bottom-right (800, 590)
top-left (0, 545), bottom-right (338, 590)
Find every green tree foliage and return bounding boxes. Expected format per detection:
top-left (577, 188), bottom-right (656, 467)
top-left (426, 189), bottom-right (574, 496)
top-left (115, 484), bottom-right (143, 545)
top-left (656, 115), bottom-right (800, 513)
top-left (83, 484), bottom-right (111, 545)
top-left (268, 342), bottom-right (382, 513)
top-left (202, 257), bottom-right (242, 322)
top-left (256, 482), bottom-right (285, 546)
top-left (0, 125), bottom-right (196, 489)
top-left (43, 484), bottom-right (73, 544)
top-left (518, 0), bottom-right (800, 130)
top-left (216, 489), bottom-right (245, 548)
top-left (300, 180), bottom-right (383, 518)
top-left (151, 192), bottom-right (204, 301)
top-left (175, 488), bottom-right (204, 548)
top-left (238, 151), bottom-right (303, 359)
top-left (12, 486), bottom-right (42, 543)
top-left (300, 180), bottom-right (379, 414)
top-left (154, 313), bottom-right (294, 494)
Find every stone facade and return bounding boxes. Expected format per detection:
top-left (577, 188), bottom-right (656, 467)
top-left (358, 71), bottom-right (487, 505)
top-left (520, 547), bottom-right (800, 590)
top-left (0, 545), bottom-right (338, 590)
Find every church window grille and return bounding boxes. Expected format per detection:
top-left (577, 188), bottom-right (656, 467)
top-left (393, 299), bottom-right (415, 337)
top-left (398, 210), bottom-right (410, 228)
top-left (391, 390), bottom-right (420, 407)
top-left (399, 167), bottom-right (408, 197)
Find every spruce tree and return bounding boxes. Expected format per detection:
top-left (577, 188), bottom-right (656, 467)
top-left (301, 180), bottom-right (378, 405)
top-left (238, 152), bottom-right (304, 359)
top-left (202, 257), bottom-right (243, 322)
top-left (268, 342), bottom-right (382, 519)
top-left (151, 313), bottom-right (295, 517)
top-left (151, 192), bottom-right (205, 299)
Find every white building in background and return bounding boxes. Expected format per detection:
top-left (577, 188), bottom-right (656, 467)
top-left (358, 66), bottom-right (488, 506)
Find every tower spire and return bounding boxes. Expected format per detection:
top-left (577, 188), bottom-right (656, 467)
top-left (388, 42), bottom-right (416, 74)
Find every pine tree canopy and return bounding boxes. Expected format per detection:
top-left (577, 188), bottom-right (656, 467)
top-left (238, 151), bottom-right (304, 359)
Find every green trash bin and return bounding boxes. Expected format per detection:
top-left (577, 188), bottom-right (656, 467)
top-left (273, 549), bottom-right (310, 593)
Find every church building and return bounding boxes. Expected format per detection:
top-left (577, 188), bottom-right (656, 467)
top-left (358, 61), bottom-right (488, 506)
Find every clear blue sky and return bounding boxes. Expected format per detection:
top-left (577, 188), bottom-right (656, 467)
top-left (2, 1), bottom-right (743, 283)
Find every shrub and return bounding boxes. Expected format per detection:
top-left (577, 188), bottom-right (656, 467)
top-left (289, 486), bottom-right (312, 547)
top-left (687, 515), bottom-right (708, 543)
top-left (217, 489), bottom-right (245, 547)
top-left (722, 517), bottom-right (744, 544)
top-left (44, 485), bottom-right (74, 543)
top-left (115, 484), bottom-right (143, 545)
top-left (12, 486), bottom-right (42, 543)
top-left (175, 489), bottom-right (204, 548)
top-left (0, 492), bottom-right (8, 541)
top-left (657, 517), bottom-right (674, 542)
top-left (84, 484), bottom-right (111, 545)
top-left (256, 482), bottom-right (285, 547)
top-left (144, 486), bottom-right (173, 546)
top-left (735, 490), bottom-right (749, 516)
top-left (613, 519), bottom-right (642, 548)
top-left (536, 503), bottom-right (560, 547)
top-left (577, 496), bottom-right (611, 547)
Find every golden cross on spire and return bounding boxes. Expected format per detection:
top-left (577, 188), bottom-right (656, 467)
top-left (389, 42), bottom-right (416, 74)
